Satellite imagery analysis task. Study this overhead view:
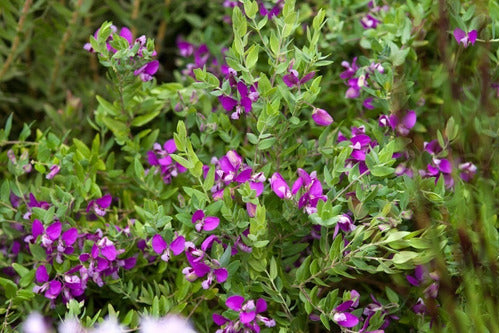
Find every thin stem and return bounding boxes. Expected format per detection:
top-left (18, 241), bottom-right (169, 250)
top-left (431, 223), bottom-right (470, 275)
top-left (0, 0), bottom-right (33, 80)
top-left (49, 0), bottom-right (84, 95)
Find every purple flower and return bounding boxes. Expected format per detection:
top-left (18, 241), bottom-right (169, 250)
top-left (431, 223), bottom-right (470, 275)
top-left (46, 164), bottom-right (60, 179)
top-left (177, 38), bottom-right (194, 57)
top-left (363, 97), bottom-right (375, 109)
top-left (332, 301), bottom-right (359, 328)
top-left (291, 169), bottom-right (327, 214)
top-left (453, 28), bottom-right (478, 47)
top-left (214, 295), bottom-right (276, 332)
top-left (379, 110), bottom-right (416, 136)
top-left (147, 139), bottom-right (187, 183)
top-left (258, 0), bottom-right (284, 18)
top-left (360, 14), bottom-right (380, 29)
top-left (270, 172), bottom-right (292, 199)
top-left (134, 60), bottom-right (159, 82)
top-left (312, 108), bottom-right (334, 126)
top-left (340, 57), bottom-right (358, 80)
top-left (151, 234), bottom-right (185, 262)
top-left (283, 67), bottom-right (315, 88)
top-left (86, 194), bottom-right (112, 217)
top-left (33, 265), bottom-right (63, 300)
top-left (423, 140), bottom-right (443, 155)
top-left (459, 162), bottom-right (477, 181)
top-left (192, 210), bottom-right (220, 232)
top-left (218, 82), bottom-right (259, 119)
top-left (183, 246), bottom-right (228, 289)
top-left (422, 158), bottom-right (454, 188)
top-left (362, 295), bottom-right (399, 331)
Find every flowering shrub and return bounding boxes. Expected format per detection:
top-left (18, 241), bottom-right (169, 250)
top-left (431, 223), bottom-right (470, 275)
top-left (0, 0), bottom-right (498, 332)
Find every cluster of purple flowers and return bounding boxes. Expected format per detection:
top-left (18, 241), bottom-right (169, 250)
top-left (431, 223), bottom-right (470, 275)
top-left (219, 80), bottom-right (260, 120)
top-left (338, 126), bottom-right (378, 174)
top-left (177, 38), bottom-right (230, 80)
top-left (203, 150), bottom-right (266, 215)
top-left (407, 265), bottom-right (440, 315)
top-left (146, 139), bottom-right (187, 183)
top-left (213, 295), bottom-right (276, 332)
top-left (340, 57), bottom-right (384, 101)
top-left (419, 140), bottom-right (476, 188)
top-left (84, 25), bottom-right (159, 82)
top-left (20, 193), bottom-right (136, 305)
top-left (309, 289), bottom-right (398, 331)
top-left (269, 168), bottom-right (327, 215)
top-left (148, 209), bottom-right (229, 290)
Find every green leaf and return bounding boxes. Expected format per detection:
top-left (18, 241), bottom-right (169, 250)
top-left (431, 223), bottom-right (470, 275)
top-left (131, 110), bottom-right (161, 127)
top-left (203, 165), bottom-right (215, 192)
top-left (269, 257), bottom-right (278, 280)
top-left (246, 45), bottom-right (259, 69)
top-left (170, 154), bottom-right (194, 169)
top-left (0, 277), bottom-right (17, 298)
top-left (392, 251), bottom-right (419, 264)
top-left (370, 166), bottom-right (394, 177)
top-left (258, 137), bottom-right (276, 150)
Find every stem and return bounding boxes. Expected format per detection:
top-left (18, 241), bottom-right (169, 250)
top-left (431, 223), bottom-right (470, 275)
top-left (264, 270), bottom-right (294, 320)
top-left (0, 0), bottom-right (33, 81)
top-left (49, 0), bottom-right (84, 95)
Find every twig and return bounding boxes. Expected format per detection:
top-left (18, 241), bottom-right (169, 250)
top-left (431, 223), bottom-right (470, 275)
top-left (0, 0), bottom-right (33, 80)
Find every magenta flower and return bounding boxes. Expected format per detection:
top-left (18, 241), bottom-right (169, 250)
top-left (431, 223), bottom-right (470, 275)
top-left (192, 210), bottom-right (220, 232)
top-left (46, 164), bottom-right (60, 179)
top-left (422, 158), bottom-right (454, 188)
top-left (360, 14), bottom-right (380, 29)
top-left (312, 108), bottom-right (334, 126)
top-left (270, 172), bottom-right (292, 199)
top-left (453, 28), bottom-right (478, 47)
top-left (379, 110), bottom-right (416, 136)
top-left (182, 237), bottom-right (228, 289)
top-left (338, 127), bottom-right (378, 174)
top-left (151, 234), bottom-right (185, 262)
top-left (258, 0), bottom-right (284, 18)
top-left (423, 140), bottom-right (443, 155)
top-left (214, 295), bottom-right (276, 332)
top-left (459, 162), bottom-right (477, 181)
top-left (363, 97), bottom-right (375, 109)
top-left (362, 294), bottom-right (399, 331)
top-left (218, 82), bottom-right (259, 119)
top-left (332, 301), bottom-right (359, 328)
top-left (282, 67), bottom-right (315, 88)
top-left (134, 60), bottom-right (159, 82)
top-left (291, 168), bottom-right (327, 214)
top-left (147, 139), bottom-right (187, 184)
top-left (86, 194), bottom-right (112, 217)
top-left (34, 266), bottom-right (62, 300)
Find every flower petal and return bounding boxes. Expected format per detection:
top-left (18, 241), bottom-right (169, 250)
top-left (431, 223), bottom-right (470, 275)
top-left (203, 216), bottom-right (220, 231)
top-left (62, 228), bottom-right (78, 245)
top-left (192, 210), bottom-right (205, 224)
top-left (46, 222), bottom-right (62, 240)
top-left (240, 311), bottom-right (256, 324)
top-left (151, 234), bottom-right (167, 254)
top-left (32, 219), bottom-right (44, 240)
top-left (212, 314), bottom-right (229, 326)
top-left (170, 236), bottom-right (186, 255)
top-left (35, 265), bottom-right (49, 283)
top-left (256, 298), bottom-right (267, 313)
top-left (226, 295), bottom-right (245, 311)
top-left (101, 244), bottom-right (118, 261)
top-left (214, 268), bottom-right (228, 283)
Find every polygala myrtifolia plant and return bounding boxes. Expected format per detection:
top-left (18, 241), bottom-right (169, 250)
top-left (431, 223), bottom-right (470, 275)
top-left (0, 0), bottom-right (498, 332)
